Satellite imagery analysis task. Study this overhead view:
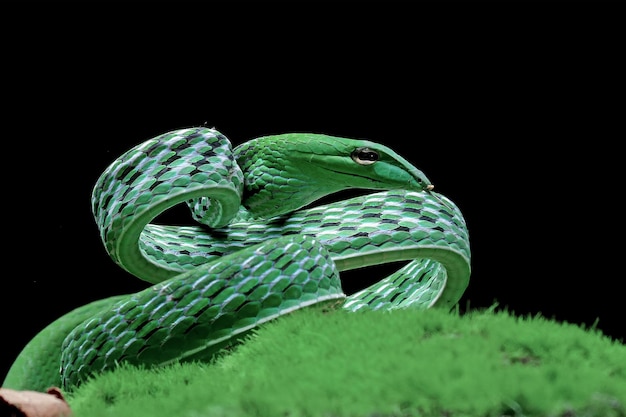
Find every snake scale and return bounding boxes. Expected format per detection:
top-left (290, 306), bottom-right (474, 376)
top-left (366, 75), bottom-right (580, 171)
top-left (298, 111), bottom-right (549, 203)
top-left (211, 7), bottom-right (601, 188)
top-left (3, 127), bottom-right (471, 392)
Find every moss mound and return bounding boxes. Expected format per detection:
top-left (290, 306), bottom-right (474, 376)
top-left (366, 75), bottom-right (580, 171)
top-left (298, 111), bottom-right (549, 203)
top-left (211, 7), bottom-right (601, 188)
top-left (68, 306), bottom-right (626, 417)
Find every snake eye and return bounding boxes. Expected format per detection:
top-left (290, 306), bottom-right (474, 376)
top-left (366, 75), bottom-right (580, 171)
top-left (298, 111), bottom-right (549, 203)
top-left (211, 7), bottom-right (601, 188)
top-left (351, 147), bottom-right (379, 165)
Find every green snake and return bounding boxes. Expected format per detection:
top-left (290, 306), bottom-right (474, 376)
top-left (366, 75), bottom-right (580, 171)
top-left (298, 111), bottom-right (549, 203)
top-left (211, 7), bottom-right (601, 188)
top-left (3, 127), bottom-right (471, 392)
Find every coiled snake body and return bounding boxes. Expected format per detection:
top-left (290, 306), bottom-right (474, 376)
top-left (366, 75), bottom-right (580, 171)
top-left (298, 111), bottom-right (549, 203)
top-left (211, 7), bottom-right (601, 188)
top-left (3, 128), bottom-right (471, 391)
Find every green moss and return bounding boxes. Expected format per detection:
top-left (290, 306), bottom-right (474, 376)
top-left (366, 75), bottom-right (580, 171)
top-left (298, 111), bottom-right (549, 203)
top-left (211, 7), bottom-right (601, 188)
top-left (68, 306), bottom-right (626, 417)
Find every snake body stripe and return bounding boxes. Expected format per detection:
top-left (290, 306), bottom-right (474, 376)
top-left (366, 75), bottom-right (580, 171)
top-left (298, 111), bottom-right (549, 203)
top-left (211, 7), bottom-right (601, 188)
top-left (3, 127), bottom-right (471, 391)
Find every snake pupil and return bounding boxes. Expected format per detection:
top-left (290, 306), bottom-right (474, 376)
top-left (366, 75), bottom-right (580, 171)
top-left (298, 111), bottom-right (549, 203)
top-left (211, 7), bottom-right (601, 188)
top-left (351, 147), bottom-right (379, 165)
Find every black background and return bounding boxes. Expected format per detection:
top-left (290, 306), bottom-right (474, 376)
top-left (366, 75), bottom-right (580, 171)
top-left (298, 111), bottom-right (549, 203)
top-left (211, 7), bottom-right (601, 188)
top-left (2, 4), bottom-right (623, 383)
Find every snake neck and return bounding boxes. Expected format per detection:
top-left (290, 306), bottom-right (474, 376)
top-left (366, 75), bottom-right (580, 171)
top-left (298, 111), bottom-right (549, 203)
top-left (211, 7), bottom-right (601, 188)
top-left (233, 135), bottom-right (331, 219)
top-left (238, 161), bottom-right (343, 220)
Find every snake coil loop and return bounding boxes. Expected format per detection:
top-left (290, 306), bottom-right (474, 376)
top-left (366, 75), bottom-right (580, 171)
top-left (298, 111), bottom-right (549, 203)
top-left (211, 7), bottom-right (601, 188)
top-left (4, 127), bottom-right (470, 391)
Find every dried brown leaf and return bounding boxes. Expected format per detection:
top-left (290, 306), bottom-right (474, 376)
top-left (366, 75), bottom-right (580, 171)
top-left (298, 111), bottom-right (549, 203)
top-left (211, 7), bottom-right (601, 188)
top-left (0, 387), bottom-right (72, 417)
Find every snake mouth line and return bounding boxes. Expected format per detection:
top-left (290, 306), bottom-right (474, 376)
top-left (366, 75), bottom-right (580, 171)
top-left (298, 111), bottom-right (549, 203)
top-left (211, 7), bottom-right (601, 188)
top-left (322, 167), bottom-right (389, 186)
top-left (323, 167), bottom-right (430, 191)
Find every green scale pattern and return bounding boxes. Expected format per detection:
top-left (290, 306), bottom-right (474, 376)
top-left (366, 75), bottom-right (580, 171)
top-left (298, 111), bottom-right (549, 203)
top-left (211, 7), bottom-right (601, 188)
top-left (3, 127), bottom-right (471, 392)
top-left (60, 235), bottom-right (342, 388)
top-left (139, 189), bottom-right (470, 311)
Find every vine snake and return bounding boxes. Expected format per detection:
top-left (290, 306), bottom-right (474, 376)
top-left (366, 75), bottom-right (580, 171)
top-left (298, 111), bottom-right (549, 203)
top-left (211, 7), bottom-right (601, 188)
top-left (3, 127), bottom-right (471, 392)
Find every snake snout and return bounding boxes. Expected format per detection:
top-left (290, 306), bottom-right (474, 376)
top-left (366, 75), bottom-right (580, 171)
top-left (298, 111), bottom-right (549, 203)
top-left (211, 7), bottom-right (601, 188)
top-left (426, 184), bottom-right (434, 191)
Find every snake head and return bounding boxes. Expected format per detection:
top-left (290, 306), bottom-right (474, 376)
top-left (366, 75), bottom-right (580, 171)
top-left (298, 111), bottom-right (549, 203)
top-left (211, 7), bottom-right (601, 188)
top-left (269, 134), bottom-right (433, 193)
top-left (341, 140), bottom-right (433, 192)
top-left (235, 134), bottom-right (433, 219)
